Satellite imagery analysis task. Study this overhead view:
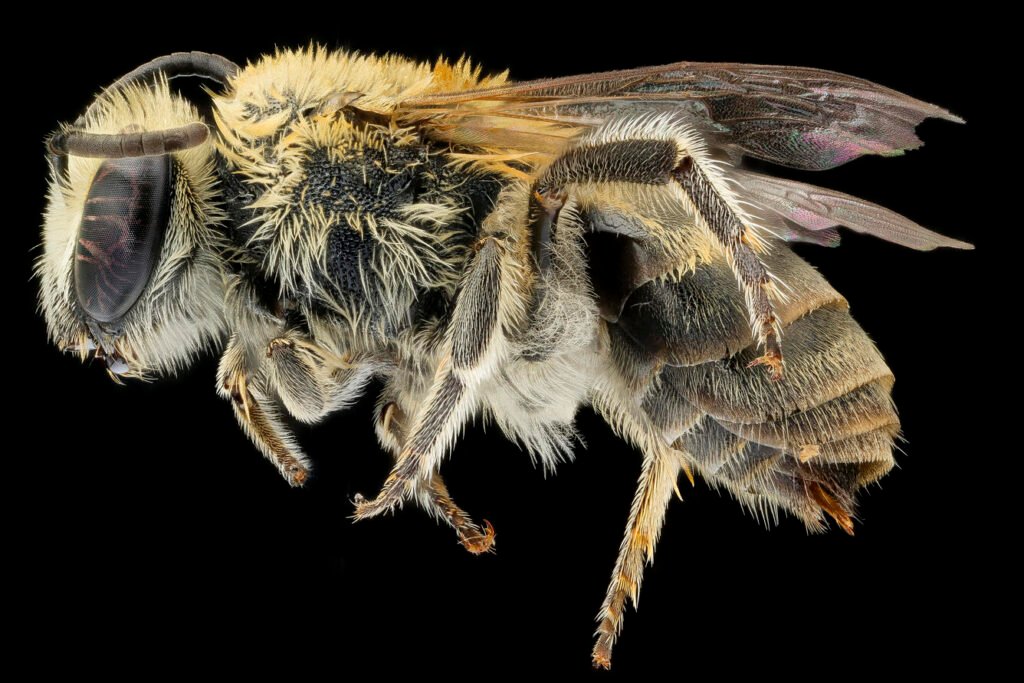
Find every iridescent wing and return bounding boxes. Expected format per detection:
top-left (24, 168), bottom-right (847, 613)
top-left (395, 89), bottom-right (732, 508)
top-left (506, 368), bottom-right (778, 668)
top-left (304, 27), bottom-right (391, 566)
top-left (398, 61), bottom-right (961, 171)
top-left (735, 170), bottom-right (973, 250)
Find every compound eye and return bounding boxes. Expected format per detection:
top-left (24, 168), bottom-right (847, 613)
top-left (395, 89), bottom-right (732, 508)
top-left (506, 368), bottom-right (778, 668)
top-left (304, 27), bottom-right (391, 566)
top-left (74, 156), bottom-right (171, 323)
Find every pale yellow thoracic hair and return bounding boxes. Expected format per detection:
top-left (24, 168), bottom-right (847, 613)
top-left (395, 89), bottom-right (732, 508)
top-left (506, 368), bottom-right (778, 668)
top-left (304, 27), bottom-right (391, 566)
top-left (207, 48), bottom-right (521, 341)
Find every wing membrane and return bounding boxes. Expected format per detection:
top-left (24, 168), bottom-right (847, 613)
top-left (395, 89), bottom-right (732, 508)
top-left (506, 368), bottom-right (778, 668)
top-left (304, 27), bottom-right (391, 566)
top-left (399, 61), bottom-right (961, 170)
top-left (737, 170), bottom-right (973, 250)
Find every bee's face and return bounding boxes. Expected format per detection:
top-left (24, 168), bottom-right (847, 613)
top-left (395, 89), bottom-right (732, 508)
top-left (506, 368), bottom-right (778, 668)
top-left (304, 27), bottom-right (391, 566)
top-left (37, 82), bottom-right (228, 378)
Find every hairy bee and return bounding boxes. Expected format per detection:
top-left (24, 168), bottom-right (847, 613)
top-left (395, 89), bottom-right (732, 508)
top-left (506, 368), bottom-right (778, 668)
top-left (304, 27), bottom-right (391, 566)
top-left (38, 47), bottom-right (970, 668)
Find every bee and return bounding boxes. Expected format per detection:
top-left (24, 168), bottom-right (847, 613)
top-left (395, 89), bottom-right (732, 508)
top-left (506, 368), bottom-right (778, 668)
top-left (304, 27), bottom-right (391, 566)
top-left (38, 47), bottom-right (970, 668)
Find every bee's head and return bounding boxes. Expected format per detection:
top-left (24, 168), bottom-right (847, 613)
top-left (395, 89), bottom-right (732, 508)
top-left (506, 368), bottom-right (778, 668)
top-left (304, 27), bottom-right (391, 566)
top-left (38, 53), bottom-right (238, 379)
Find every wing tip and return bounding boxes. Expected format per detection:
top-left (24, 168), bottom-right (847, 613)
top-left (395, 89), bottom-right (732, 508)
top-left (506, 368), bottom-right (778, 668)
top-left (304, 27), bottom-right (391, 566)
top-left (888, 104), bottom-right (963, 154)
top-left (944, 237), bottom-right (974, 251)
top-left (904, 91), bottom-right (963, 124)
top-left (937, 108), bottom-right (966, 125)
top-left (913, 234), bottom-right (974, 252)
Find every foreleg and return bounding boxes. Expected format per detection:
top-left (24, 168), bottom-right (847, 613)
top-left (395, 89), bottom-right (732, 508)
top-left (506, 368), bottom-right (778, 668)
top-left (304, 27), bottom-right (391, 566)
top-left (265, 331), bottom-right (370, 423)
top-left (217, 334), bottom-right (312, 487)
top-left (258, 329), bottom-right (494, 551)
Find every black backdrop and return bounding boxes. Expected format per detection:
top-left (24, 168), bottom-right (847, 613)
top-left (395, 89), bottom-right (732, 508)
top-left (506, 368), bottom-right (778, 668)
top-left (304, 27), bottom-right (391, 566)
top-left (11, 12), bottom-right (1001, 676)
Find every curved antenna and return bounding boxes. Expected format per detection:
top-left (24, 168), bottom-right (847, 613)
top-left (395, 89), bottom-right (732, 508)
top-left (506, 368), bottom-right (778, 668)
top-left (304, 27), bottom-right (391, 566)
top-left (102, 51), bottom-right (240, 93)
top-left (54, 51), bottom-right (239, 159)
top-left (48, 122), bottom-right (209, 158)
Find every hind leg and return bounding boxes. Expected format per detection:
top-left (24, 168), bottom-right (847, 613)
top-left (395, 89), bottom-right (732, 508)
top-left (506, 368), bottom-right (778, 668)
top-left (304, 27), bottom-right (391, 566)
top-left (589, 385), bottom-right (686, 669)
top-left (531, 116), bottom-right (785, 379)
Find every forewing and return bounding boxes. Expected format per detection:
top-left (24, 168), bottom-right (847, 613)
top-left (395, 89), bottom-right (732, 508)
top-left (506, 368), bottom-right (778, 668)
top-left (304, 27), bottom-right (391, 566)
top-left (399, 61), bottom-right (961, 170)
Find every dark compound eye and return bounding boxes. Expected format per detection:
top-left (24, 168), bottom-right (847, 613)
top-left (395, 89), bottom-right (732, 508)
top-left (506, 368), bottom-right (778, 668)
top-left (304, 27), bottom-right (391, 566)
top-left (74, 156), bottom-right (171, 323)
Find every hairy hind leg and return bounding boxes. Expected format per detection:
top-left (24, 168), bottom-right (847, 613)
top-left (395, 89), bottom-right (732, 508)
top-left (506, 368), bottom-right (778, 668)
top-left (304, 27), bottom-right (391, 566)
top-left (590, 385), bottom-right (685, 669)
top-left (533, 116), bottom-right (785, 379)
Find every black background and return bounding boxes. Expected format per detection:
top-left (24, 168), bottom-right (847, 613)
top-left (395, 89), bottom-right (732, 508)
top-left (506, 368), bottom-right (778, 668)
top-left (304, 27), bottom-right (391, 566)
top-left (11, 12), bottom-right (1002, 675)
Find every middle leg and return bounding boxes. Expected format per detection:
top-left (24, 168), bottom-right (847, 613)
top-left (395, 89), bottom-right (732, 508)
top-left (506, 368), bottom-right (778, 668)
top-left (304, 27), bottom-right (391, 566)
top-left (376, 400), bottom-right (496, 555)
top-left (264, 330), bottom-right (494, 552)
top-left (353, 232), bottom-right (526, 520)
